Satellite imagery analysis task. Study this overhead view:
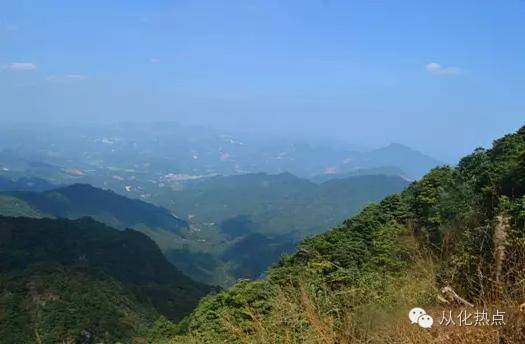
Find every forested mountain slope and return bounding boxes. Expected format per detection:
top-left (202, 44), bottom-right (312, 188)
top-left (155, 173), bottom-right (409, 285)
top-left (169, 125), bottom-right (525, 343)
top-left (2, 183), bottom-right (187, 233)
top-left (0, 216), bottom-right (212, 343)
top-left (159, 172), bottom-right (409, 237)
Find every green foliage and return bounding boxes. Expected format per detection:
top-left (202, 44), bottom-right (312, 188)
top-left (0, 274), bottom-right (34, 344)
top-left (0, 216), bottom-right (212, 343)
top-left (0, 216), bottom-right (212, 321)
top-left (486, 128), bottom-right (525, 198)
top-left (293, 194), bottom-right (411, 274)
top-left (148, 316), bottom-right (183, 342)
top-left (403, 166), bottom-right (463, 245)
top-left (0, 265), bottom-right (156, 344)
top-left (187, 279), bottom-right (275, 342)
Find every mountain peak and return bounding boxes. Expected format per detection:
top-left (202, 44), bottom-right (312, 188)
top-left (384, 142), bottom-right (412, 150)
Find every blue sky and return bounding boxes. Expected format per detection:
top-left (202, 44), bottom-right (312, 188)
top-left (1, 0), bottom-right (524, 161)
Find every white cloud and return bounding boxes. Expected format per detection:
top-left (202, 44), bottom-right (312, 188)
top-left (64, 74), bottom-right (89, 80)
top-left (8, 62), bottom-right (37, 71)
top-left (47, 74), bottom-right (90, 82)
top-left (425, 62), bottom-right (463, 76)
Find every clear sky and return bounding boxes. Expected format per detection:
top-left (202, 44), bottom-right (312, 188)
top-left (1, 0), bottom-right (524, 162)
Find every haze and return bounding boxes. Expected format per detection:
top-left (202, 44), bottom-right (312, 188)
top-left (1, 0), bottom-right (524, 162)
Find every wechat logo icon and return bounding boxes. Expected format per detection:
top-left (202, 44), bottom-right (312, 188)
top-left (409, 307), bottom-right (433, 329)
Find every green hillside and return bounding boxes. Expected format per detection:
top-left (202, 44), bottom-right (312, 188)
top-left (0, 184), bottom-right (223, 285)
top-left (1, 265), bottom-right (157, 344)
top-left (152, 173), bottom-right (409, 285)
top-left (172, 125), bottom-right (525, 343)
top-left (4, 183), bottom-right (188, 233)
top-left (0, 194), bottom-right (43, 218)
top-left (0, 216), bottom-right (212, 343)
top-left (159, 173), bottom-right (409, 237)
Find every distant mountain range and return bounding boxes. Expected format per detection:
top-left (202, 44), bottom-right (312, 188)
top-left (310, 166), bottom-right (406, 183)
top-left (0, 176), bottom-right (55, 192)
top-left (349, 142), bottom-right (441, 180)
top-left (0, 122), bottom-right (441, 187)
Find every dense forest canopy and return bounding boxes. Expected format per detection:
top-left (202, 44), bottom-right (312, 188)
top-left (0, 217), bottom-right (212, 343)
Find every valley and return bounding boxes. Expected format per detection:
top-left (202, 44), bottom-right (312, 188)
top-left (0, 123), bottom-right (421, 286)
top-left (0, 172), bottom-right (409, 286)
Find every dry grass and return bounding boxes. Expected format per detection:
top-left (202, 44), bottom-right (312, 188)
top-left (366, 302), bottom-right (525, 344)
top-left (164, 227), bottom-right (525, 344)
top-left (201, 254), bottom-right (434, 343)
top-left (194, 251), bottom-right (525, 344)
